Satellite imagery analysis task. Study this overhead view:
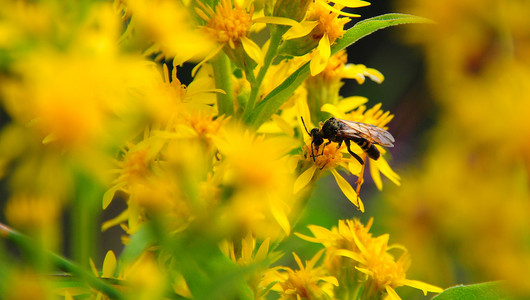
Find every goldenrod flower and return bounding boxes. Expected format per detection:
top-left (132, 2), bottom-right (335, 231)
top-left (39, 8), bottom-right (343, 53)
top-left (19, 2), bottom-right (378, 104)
top-left (212, 125), bottom-right (300, 239)
top-left (306, 50), bottom-right (384, 120)
top-left (297, 218), bottom-right (443, 299)
top-left (195, 0), bottom-right (263, 71)
top-left (118, 0), bottom-right (214, 62)
top-left (314, 50), bottom-right (385, 85)
top-left (220, 235), bottom-right (282, 298)
top-left (282, 1), bottom-right (370, 75)
top-left (5, 194), bottom-right (61, 231)
top-left (267, 250), bottom-right (338, 299)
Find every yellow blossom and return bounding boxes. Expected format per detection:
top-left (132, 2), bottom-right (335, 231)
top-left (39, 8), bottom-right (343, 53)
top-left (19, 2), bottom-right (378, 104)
top-left (195, 0), bottom-right (263, 71)
top-left (282, 1), bottom-right (370, 75)
top-left (306, 50), bottom-right (384, 121)
top-left (220, 234), bottom-right (282, 298)
top-left (212, 125), bottom-right (301, 239)
top-left (267, 250), bottom-right (338, 299)
top-left (296, 218), bottom-right (443, 299)
top-left (118, 0), bottom-right (215, 62)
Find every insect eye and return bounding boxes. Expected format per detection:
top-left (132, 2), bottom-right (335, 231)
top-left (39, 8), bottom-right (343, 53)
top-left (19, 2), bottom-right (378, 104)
top-left (310, 128), bottom-right (318, 136)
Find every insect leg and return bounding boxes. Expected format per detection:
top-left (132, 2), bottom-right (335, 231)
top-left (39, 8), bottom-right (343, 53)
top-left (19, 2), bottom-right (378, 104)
top-left (354, 152), bottom-right (367, 210)
top-left (345, 140), bottom-right (364, 165)
top-left (311, 142), bottom-right (316, 162)
top-left (320, 140), bottom-right (332, 156)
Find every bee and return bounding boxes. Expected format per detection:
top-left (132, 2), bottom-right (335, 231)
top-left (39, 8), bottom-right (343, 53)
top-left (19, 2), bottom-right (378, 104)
top-left (301, 117), bottom-right (395, 164)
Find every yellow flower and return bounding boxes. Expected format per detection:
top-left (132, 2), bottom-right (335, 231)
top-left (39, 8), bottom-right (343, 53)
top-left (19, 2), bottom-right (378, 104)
top-left (119, 0), bottom-right (215, 62)
top-left (212, 125), bottom-right (300, 239)
top-left (195, 0), bottom-right (263, 71)
top-left (306, 50), bottom-right (384, 121)
top-left (267, 250), bottom-right (338, 300)
top-left (282, 1), bottom-right (370, 76)
top-left (220, 234), bottom-right (282, 298)
top-left (296, 218), bottom-right (443, 299)
top-left (315, 50), bottom-right (385, 85)
top-left (5, 194), bottom-right (61, 231)
top-left (3, 271), bottom-right (53, 300)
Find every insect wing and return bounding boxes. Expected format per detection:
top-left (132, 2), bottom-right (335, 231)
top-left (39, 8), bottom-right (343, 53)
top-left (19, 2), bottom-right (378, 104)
top-left (336, 119), bottom-right (395, 147)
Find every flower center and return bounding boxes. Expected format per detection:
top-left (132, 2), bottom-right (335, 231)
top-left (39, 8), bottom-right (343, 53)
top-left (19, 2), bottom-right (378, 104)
top-left (307, 4), bottom-right (350, 44)
top-left (201, 0), bottom-right (254, 48)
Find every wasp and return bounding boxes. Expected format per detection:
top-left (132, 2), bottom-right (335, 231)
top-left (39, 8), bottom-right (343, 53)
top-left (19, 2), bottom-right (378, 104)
top-left (301, 117), bottom-right (395, 164)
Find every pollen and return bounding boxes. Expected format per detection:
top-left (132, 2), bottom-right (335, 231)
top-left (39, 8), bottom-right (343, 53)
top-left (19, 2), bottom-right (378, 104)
top-left (198, 0), bottom-right (254, 49)
top-left (307, 3), bottom-right (350, 44)
top-left (119, 146), bottom-right (151, 185)
top-left (304, 142), bottom-right (344, 169)
top-left (187, 113), bottom-right (227, 138)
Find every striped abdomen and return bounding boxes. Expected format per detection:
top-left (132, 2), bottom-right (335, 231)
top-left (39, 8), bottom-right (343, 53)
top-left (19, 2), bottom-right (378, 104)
top-left (353, 138), bottom-right (380, 160)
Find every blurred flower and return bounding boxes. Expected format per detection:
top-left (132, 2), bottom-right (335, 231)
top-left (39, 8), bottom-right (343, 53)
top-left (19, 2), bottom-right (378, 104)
top-left (5, 194), bottom-right (61, 231)
top-left (388, 0), bottom-right (530, 293)
top-left (117, 0), bottom-right (214, 62)
top-left (212, 125), bottom-right (301, 239)
top-left (220, 234), bottom-right (282, 298)
top-left (2, 271), bottom-right (52, 300)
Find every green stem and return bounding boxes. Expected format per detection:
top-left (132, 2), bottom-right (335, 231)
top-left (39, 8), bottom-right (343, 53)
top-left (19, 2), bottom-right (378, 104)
top-left (212, 52), bottom-right (234, 116)
top-left (72, 172), bottom-right (101, 268)
top-left (0, 223), bottom-right (124, 299)
top-left (242, 27), bottom-right (284, 122)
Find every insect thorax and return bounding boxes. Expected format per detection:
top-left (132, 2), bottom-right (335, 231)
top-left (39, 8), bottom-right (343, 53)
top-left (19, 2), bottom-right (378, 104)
top-left (321, 118), bottom-right (342, 140)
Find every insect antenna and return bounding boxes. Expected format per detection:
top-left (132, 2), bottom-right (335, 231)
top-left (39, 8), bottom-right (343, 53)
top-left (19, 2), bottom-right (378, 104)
top-left (300, 117), bottom-right (311, 136)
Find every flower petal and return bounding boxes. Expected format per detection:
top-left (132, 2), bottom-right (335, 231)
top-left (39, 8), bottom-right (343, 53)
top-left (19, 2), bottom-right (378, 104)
top-left (364, 67), bottom-right (385, 83)
top-left (376, 154), bottom-right (401, 186)
top-left (253, 16), bottom-right (299, 27)
top-left (241, 36), bottom-right (263, 66)
top-left (337, 96), bottom-right (369, 112)
top-left (103, 182), bottom-right (126, 209)
top-left (330, 0), bottom-right (371, 9)
top-left (334, 249), bottom-right (364, 263)
top-left (385, 285), bottom-right (402, 300)
top-left (317, 0), bottom-right (362, 17)
top-left (102, 251), bottom-right (117, 278)
top-left (255, 238), bottom-right (270, 261)
top-left (283, 21), bottom-right (318, 40)
top-left (330, 169), bottom-right (364, 211)
top-left (321, 103), bottom-right (347, 119)
top-left (369, 159), bottom-right (383, 190)
top-left (400, 279), bottom-right (444, 295)
top-left (270, 201), bottom-right (291, 235)
top-left (310, 34), bottom-right (331, 76)
top-left (294, 165), bottom-right (317, 193)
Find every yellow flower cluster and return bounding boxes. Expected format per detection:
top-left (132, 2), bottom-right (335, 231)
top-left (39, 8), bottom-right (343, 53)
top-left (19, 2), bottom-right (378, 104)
top-left (0, 0), bottom-right (437, 299)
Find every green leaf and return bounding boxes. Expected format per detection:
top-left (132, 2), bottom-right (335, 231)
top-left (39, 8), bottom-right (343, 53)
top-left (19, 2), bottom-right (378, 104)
top-left (248, 13), bottom-right (431, 128)
top-left (119, 223), bottom-right (156, 263)
top-left (248, 63), bottom-right (309, 127)
top-left (432, 282), bottom-right (511, 300)
top-left (333, 13), bottom-right (433, 54)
